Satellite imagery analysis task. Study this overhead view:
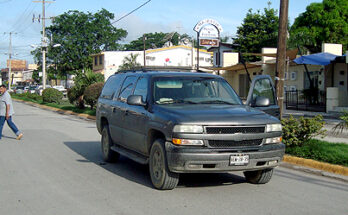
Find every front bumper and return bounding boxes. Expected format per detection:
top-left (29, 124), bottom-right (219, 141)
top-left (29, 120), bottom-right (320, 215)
top-left (165, 141), bottom-right (285, 173)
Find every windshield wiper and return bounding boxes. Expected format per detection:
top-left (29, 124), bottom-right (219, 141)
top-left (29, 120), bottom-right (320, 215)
top-left (197, 100), bottom-right (235, 105)
top-left (156, 99), bottom-right (197, 104)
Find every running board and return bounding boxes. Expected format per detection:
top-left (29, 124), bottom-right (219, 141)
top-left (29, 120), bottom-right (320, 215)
top-left (111, 145), bottom-right (149, 165)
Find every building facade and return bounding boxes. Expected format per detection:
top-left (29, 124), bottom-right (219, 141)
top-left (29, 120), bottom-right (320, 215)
top-left (92, 45), bottom-right (213, 81)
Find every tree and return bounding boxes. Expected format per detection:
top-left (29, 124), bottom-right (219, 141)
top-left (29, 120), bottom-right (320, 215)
top-left (289, 0), bottom-right (348, 53)
top-left (232, 7), bottom-right (279, 61)
top-left (68, 69), bottom-right (104, 108)
top-left (32, 9), bottom-right (127, 81)
top-left (118, 53), bottom-right (142, 71)
top-left (124, 32), bottom-right (191, 51)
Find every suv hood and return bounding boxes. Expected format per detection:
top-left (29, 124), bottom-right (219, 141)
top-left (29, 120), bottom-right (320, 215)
top-left (154, 104), bottom-right (279, 125)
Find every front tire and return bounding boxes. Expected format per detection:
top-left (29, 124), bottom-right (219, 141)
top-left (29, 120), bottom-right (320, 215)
top-left (149, 139), bottom-right (179, 190)
top-left (101, 125), bottom-right (120, 162)
top-left (244, 168), bottom-right (274, 184)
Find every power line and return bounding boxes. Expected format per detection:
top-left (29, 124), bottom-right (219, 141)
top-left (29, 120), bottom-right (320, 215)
top-left (111, 0), bottom-right (151, 25)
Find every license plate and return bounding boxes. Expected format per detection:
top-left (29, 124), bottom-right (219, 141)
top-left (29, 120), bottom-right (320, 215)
top-left (230, 154), bottom-right (249, 166)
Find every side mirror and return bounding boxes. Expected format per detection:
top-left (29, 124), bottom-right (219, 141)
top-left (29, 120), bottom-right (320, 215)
top-left (127, 95), bottom-right (146, 106)
top-left (254, 96), bottom-right (270, 107)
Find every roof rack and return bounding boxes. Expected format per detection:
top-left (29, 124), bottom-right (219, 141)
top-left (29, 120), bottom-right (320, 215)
top-left (116, 66), bottom-right (207, 74)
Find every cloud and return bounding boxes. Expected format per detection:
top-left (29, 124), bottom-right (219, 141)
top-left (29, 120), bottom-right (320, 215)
top-left (115, 14), bottom-right (190, 42)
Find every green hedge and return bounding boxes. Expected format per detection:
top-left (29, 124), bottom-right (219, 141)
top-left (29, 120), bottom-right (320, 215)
top-left (281, 115), bottom-right (326, 147)
top-left (42, 88), bottom-right (63, 104)
top-left (84, 82), bottom-right (104, 109)
top-left (286, 139), bottom-right (348, 167)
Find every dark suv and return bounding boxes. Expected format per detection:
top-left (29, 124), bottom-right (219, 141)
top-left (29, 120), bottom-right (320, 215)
top-left (96, 69), bottom-right (285, 190)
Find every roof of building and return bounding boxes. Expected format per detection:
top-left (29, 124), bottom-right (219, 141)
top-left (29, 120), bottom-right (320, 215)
top-left (91, 45), bottom-right (212, 57)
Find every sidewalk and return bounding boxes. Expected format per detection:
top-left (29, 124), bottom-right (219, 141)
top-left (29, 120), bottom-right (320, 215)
top-left (283, 108), bottom-right (348, 144)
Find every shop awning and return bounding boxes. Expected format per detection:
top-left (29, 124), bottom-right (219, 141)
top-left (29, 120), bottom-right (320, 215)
top-left (202, 62), bottom-right (261, 71)
top-left (293, 52), bottom-right (339, 66)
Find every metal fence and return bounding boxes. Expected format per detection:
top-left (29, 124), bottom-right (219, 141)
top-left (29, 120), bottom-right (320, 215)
top-left (285, 90), bottom-right (326, 112)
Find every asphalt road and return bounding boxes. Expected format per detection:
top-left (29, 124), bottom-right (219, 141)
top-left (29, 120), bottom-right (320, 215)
top-left (1, 101), bottom-right (347, 215)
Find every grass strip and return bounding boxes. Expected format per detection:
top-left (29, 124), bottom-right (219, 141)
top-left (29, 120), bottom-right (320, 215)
top-left (12, 94), bottom-right (96, 116)
top-left (286, 139), bottom-right (348, 167)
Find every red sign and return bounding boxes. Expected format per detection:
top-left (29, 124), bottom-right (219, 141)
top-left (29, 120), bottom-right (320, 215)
top-left (199, 39), bottom-right (219, 47)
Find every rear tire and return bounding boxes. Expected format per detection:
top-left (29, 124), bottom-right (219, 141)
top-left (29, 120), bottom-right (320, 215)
top-left (149, 139), bottom-right (179, 190)
top-left (244, 168), bottom-right (274, 184)
top-left (101, 125), bottom-right (120, 162)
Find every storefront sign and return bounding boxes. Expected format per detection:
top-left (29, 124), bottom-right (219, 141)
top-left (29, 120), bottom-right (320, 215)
top-left (199, 26), bottom-right (219, 38)
top-left (199, 39), bottom-right (219, 47)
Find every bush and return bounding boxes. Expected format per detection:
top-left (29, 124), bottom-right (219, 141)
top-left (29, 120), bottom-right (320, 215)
top-left (332, 111), bottom-right (348, 134)
top-left (42, 88), bottom-right (63, 104)
top-left (281, 115), bottom-right (326, 147)
top-left (67, 86), bottom-right (85, 109)
top-left (27, 93), bottom-right (41, 102)
top-left (67, 87), bottom-right (79, 104)
top-left (84, 82), bottom-right (104, 109)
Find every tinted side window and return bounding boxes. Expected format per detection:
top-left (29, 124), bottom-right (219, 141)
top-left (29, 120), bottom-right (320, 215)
top-left (118, 76), bottom-right (137, 102)
top-left (100, 75), bottom-right (124, 99)
top-left (133, 77), bottom-right (148, 102)
top-left (252, 78), bottom-right (275, 105)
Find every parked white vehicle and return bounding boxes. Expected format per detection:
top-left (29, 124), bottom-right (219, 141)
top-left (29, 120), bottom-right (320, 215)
top-left (52, 85), bottom-right (67, 97)
top-left (35, 85), bottom-right (52, 95)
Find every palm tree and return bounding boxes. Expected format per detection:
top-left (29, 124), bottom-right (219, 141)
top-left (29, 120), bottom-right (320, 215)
top-left (118, 53), bottom-right (141, 71)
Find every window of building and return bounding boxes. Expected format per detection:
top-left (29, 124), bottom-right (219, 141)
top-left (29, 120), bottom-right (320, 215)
top-left (290, 71), bottom-right (297, 80)
top-left (94, 56), bottom-right (98, 66)
top-left (99, 55), bottom-right (103, 65)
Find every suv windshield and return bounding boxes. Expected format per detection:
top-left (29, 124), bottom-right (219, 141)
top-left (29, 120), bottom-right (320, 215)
top-left (153, 76), bottom-right (242, 105)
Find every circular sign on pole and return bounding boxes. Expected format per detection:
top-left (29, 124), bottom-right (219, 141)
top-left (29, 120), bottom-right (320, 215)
top-left (194, 19), bottom-right (223, 33)
top-left (199, 26), bottom-right (219, 38)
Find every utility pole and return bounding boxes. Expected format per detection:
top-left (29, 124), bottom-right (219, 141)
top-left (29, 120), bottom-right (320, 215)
top-left (143, 35), bottom-right (146, 67)
top-left (275, 0), bottom-right (289, 119)
top-left (4, 32), bottom-right (16, 90)
top-left (33, 0), bottom-right (54, 89)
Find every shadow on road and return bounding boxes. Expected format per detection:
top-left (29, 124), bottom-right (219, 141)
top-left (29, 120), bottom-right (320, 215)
top-left (64, 141), bottom-right (246, 189)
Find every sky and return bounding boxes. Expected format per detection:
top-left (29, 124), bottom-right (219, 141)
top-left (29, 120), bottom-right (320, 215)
top-left (0, 0), bottom-right (321, 67)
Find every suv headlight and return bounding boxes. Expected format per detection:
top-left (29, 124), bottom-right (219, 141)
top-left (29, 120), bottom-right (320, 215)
top-left (172, 138), bottom-right (204, 146)
top-left (173, 125), bottom-right (203, 133)
top-left (266, 124), bottom-right (282, 132)
top-left (265, 137), bottom-right (282, 144)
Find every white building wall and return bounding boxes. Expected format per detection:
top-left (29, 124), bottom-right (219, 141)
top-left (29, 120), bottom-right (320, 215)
top-left (100, 46), bottom-right (212, 81)
top-left (103, 51), bottom-right (142, 80)
top-left (223, 53), bottom-right (238, 67)
top-left (322, 43), bottom-right (342, 56)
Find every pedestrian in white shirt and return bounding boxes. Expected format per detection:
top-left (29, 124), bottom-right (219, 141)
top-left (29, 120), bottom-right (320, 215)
top-left (0, 84), bottom-right (23, 140)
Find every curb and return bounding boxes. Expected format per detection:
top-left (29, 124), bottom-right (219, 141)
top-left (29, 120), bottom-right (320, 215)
top-left (14, 98), bottom-right (348, 178)
top-left (283, 155), bottom-right (348, 176)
